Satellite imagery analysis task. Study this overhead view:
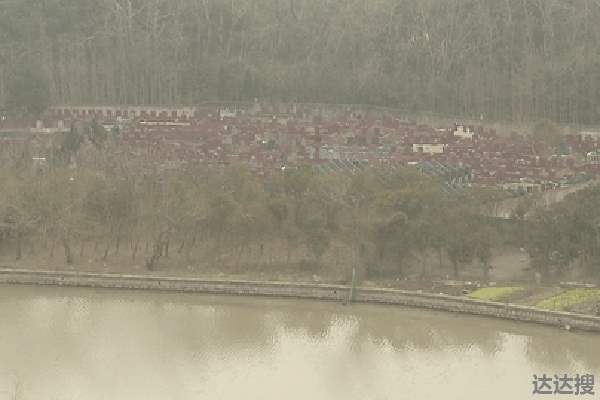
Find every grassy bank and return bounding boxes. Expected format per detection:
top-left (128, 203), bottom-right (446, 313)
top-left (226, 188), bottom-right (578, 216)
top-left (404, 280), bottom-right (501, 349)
top-left (467, 287), bottom-right (525, 302)
top-left (536, 289), bottom-right (600, 311)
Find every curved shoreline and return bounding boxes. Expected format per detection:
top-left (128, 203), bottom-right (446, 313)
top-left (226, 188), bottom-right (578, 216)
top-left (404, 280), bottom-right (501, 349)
top-left (1, 268), bottom-right (599, 333)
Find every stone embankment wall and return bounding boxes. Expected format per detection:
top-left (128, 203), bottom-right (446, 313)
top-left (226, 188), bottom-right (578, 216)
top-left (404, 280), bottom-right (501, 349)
top-left (1, 268), bottom-right (599, 333)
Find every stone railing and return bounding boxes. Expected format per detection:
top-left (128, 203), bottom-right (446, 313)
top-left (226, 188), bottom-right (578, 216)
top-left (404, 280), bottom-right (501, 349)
top-left (0, 268), bottom-right (599, 333)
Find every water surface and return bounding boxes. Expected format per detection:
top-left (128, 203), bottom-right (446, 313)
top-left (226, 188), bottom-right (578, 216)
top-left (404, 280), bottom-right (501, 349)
top-left (0, 284), bottom-right (598, 400)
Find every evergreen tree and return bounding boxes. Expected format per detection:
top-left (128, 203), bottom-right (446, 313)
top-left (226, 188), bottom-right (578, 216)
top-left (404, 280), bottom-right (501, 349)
top-left (59, 124), bottom-right (83, 165)
top-left (89, 119), bottom-right (107, 149)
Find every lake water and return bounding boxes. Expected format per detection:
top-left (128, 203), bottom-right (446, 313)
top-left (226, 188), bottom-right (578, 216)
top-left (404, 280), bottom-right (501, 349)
top-left (0, 284), bottom-right (598, 400)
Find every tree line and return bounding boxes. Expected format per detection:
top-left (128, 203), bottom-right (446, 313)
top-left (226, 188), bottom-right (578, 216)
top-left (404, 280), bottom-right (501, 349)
top-left (2, 0), bottom-right (600, 125)
top-left (526, 185), bottom-right (600, 282)
top-left (0, 134), bottom-right (515, 280)
top-left (2, 127), bottom-right (600, 282)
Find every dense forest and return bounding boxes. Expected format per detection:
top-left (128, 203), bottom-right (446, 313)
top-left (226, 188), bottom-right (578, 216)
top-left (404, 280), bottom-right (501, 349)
top-left (2, 0), bottom-right (600, 124)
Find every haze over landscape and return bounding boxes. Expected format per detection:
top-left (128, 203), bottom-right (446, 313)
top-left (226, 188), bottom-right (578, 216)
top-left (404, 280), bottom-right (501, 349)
top-left (1, 1), bottom-right (600, 399)
top-left (2, 0), bottom-right (600, 124)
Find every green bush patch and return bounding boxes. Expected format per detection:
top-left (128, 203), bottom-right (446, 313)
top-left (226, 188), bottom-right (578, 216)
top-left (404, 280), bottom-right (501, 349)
top-left (467, 287), bottom-right (524, 301)
top-left (536, 289), bottom-right (600, 311)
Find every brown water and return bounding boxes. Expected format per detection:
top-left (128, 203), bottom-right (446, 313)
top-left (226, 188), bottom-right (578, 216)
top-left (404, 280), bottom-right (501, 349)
top-left (0, 284), bottom-right (598, 400)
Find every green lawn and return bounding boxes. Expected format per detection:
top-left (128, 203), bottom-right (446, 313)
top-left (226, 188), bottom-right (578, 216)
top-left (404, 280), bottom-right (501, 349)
top-left (536, 289), bottom-right (600, 311)
top-left (467, 287), bottom-right (525, 301)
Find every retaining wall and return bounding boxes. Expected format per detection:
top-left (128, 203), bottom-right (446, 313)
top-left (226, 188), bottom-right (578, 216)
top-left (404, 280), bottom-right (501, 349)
top-left (1, 268), bottom-right (599, 333)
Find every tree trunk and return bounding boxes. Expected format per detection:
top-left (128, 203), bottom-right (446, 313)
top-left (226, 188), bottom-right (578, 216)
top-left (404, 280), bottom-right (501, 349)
top-left (378, 247), bottom-right (385, 269)
top-left (50, 237), bottom-right (55, 258)
top-left (420, 252), bottom-right (428, 278)
top-left (286, 242), bottom-right (292, 263)
top-left (482, 263), bottom-right (490, 281)
top-left (15, 230), bottom-right (22, 261)
top-left (63, 237), bottom-right (73, 265)
top-left (164, 232), bottom-right (170, 257)
top-left (145, 240), bottom-right (161, 271)
top-left (453, 261), bottom-right (460, 278)
top-left (103, 238), bottom-right (110, 261)
top-left (29, 235), bottom-right (36, 256)
top-left (115, 233), bottom-right (121, 255)
top-left (132, 238), bottom-right (140, 261)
